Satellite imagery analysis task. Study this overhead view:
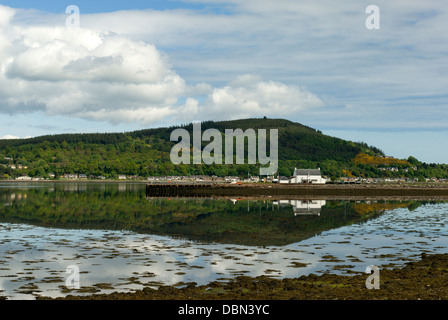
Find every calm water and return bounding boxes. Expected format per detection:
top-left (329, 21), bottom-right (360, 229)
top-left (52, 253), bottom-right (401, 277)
top-left (0, 183), bottom-right (447, 300)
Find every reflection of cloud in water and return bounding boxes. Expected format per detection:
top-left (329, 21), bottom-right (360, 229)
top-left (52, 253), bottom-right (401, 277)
top-left (0, 225), bottom-right (322, 299)
top-left (1, 202), bottom-right (448, 299)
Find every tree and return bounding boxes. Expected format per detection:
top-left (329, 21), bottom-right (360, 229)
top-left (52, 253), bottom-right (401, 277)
top-left (407, 156), bottom-right (420, 165)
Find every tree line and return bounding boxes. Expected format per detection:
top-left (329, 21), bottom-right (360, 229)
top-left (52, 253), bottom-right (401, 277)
top-left (0, 118), bottom-right (445, 180)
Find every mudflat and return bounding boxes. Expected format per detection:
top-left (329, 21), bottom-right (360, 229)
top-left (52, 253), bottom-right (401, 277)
top-left (39, 253), bottom-right (448, 300)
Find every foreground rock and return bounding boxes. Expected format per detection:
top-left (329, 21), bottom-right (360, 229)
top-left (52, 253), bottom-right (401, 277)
top-left (39, 253), bottom-right (448, 300)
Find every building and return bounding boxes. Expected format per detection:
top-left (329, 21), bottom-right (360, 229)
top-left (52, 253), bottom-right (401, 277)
top-left (16, 176), bottom-right (32, 181)
top-left (289, 168), bottom-right (327, 184)
top-left (224, 176), bottom-right (240, 183)
top-left (64, 174), bottom-right (79, 180)
top-left (278, 176), bottom-right (291, 184)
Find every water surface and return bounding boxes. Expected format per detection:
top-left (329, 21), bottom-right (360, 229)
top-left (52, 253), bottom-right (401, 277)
top-left (0, 183), bottom-right (447, 300)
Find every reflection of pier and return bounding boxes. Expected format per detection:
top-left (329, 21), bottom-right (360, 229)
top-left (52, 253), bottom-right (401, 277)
top-left (273, 200), bottom-right (326, 216)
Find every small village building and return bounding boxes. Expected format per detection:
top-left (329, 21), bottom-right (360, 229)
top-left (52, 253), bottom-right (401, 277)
top-left (225, 176), bottom-right (240, 183)
top-left (278, 176), bottom-right (291, 184)
top-left (190, 175), bottom-right (211, 181)
top-left (289, 168), bottom-right (327, 184)
top-left (16, 176), bottom-right (32, 181)
top-left (249, 176), bottom-right (260, 182)
top-left (64, 174), bottom-right (78, 180)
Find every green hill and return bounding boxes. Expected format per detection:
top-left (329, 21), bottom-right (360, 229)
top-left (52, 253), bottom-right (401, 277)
top-left (0, 118), bottom-right (444, 180)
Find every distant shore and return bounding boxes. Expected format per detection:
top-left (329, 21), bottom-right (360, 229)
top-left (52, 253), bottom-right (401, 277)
top-left (0, 179), bottom-right (149, 183)
top-left (5, 180), bottom-right (448, 200)
top-left (5, 179), bottom-right (448, 187)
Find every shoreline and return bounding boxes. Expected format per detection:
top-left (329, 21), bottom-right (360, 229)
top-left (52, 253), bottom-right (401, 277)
top-left (5, 180), bottom-right (448, 200)
top-left (37, 253), bottom-right (448, 300)
top-left (0, 179), bottom-right (150, 184)
top-left (145, 182), bottom-right (448, 200)
top-left (5, 180), bottom-right (448, 186)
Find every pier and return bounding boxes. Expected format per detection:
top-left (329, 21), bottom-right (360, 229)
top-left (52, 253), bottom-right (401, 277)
top-left (146, 182), bottom-right (448, 200)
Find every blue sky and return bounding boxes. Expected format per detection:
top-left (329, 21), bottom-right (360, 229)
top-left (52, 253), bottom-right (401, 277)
top-left (0, 1), bottom-right (448, 163)
top-left (0, 1), bottom-right (206, 13)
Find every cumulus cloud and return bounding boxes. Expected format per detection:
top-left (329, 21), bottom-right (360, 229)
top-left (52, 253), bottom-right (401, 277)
top-left (6, 30), bottom-right (175, 84)
top-left (76, 0), bottom-right (448, 131)
top-left (1, 0), bottom-right (448, 131)
top-left (0, 6), bottom-right (192, 125)
top-left (201, 75), bottom-right (324, 120)
top-left (0, 5), bottom-right (325, 126)
top-left (1, 134), bottom-right (20, 140)
top-left (0, 5), bottom-right (14, 26)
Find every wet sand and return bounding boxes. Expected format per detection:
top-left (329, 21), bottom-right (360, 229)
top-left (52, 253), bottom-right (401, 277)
top-left (38, 253), bottom-right (448, 300)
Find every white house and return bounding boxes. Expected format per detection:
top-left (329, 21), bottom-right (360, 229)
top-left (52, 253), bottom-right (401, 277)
top-left (16, 176), bottom-right (32, 181)
top-left (64, 174), bottom-right (78, 180)
top-left (278, 176), bottom-right (291, 184)
top-left (288, 168), bottom-right (327, 184)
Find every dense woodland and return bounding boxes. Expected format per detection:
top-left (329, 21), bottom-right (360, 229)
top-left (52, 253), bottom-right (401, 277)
top-left (1, 118), bottom-right (447, 180)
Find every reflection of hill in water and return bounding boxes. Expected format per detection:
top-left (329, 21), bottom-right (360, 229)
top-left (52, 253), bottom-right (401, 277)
top-left (352, 201), bottom-right (411, 214)
top-left (0, 183), bottom-right (435, 246)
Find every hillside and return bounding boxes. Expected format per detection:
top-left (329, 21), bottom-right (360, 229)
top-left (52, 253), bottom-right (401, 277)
top-left (0, 118), bottom-right (445, 180)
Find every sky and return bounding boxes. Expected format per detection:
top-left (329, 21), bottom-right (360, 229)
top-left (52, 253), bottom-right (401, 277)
top-left (0, 1), bottom-right (447, 163)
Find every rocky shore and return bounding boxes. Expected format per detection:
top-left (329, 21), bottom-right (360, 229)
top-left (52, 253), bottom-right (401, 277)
top-left (39, 253), bottom-right (448, 300)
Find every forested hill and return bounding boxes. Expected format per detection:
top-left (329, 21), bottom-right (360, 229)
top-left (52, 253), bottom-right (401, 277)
top-left (0, 118), bottom-right (444, 180)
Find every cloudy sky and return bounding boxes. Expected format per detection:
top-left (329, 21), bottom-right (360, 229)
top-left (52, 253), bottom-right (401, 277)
top-left (0, 1), bottom-right (447, 163)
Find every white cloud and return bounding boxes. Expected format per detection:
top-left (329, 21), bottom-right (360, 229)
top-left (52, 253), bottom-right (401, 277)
top-left (0, 1), bottom-right (447, 163)
top-left (1, 134), bottom-right (20, 140)
top-left (0, 6), bottom-right (190, 125)
top-left (0, 5), bottom-right (14, 26)
top-left (79, 0), bottom-right (448, 130)
top-left (0, 4), bottom-right (324, 126)
top-left (200, 75), bottom-right (324, 120)
top-left (2, 1), bottom-right (447, 131)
